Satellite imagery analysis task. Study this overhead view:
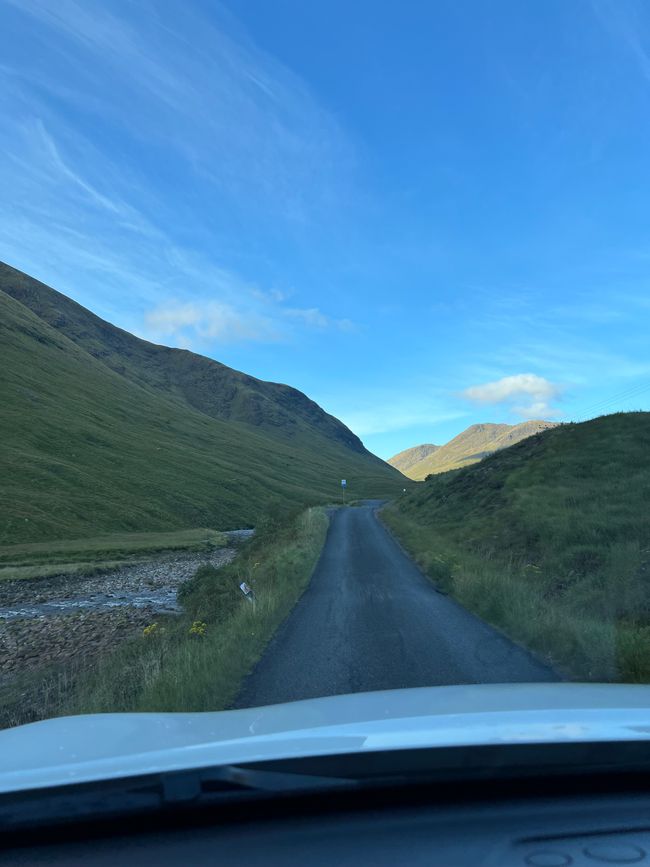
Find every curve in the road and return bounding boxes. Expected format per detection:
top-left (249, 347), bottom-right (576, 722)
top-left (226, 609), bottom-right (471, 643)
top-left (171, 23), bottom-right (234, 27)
top-left (234, 502), bottom-right (557, 708)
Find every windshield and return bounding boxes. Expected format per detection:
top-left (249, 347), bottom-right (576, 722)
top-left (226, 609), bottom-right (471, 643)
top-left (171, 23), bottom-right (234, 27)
top-left (1, 0), bottom-right (649, 742)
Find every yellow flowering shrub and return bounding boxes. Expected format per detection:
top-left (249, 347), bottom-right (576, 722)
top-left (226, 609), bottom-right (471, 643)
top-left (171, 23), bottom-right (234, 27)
top-left (189, 620), bottom-right (207, 637)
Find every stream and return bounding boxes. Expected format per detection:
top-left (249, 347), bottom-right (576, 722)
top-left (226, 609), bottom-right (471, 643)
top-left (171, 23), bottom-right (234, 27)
top-left (0, 529), bottom-right (255, 621)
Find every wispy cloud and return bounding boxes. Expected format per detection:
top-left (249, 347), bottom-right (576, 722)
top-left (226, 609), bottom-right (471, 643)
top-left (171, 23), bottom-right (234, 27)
top-left (592, 0), bottom-right (650, 85)
top-left (452, 280), bottom-right (650, 407)
top-left (284, 307), bottom-right (355, 332)
top-left (0, 0), bottom-right (354, 345)
top-left (326, 381), bottom-right (470, 438)
top-left (463, 373), bottom-right (562, 419)
top-left (2, 0), bottom-right (350, 218)
top-left (341, 407), bottom-right (468, 437)
top-left (144, 301), bottom-right (280, 346)
top-left (36, 120), bottom-right (122, 216)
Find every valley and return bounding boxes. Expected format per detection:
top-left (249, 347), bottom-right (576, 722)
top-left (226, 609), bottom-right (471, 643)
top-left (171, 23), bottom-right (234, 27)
top-left (3, 262), bottom-right (650, 728)
top-left (0, 263), bottom-right (404, 725)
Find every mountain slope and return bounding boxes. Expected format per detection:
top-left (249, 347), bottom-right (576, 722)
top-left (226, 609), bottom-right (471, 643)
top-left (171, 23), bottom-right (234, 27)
top-left (0, 262), bottom-right (365, 452)
top-left (387, 443), bottom-right (439, 474)
top-left (404, 420), bottom-right (559, 479)
top-left (0, 264), bottom-right (403, 545)
top-left (385, 413), bottom-right (650, 681)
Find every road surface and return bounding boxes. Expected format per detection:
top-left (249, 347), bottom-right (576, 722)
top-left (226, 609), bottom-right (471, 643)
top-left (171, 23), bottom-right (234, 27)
top-left (234, 502), bottom-right (557, 708)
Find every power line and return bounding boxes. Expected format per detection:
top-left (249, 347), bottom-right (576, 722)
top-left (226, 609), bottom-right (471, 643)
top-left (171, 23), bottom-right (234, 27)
top-left (573, 381), bottom-right (650, 423)
top-left (577, 380), bottom-right (650, 415)
top-left (586, 386), bottom-right (650, 416)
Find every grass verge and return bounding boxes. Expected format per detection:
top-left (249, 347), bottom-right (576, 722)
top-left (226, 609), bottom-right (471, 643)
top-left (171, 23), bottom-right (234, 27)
top-left (382, 508), bottom-right (640, 681)
top-left (59, 505), bottom-right (329, 715)
top-left (383, 414), bottom-right (650, 683)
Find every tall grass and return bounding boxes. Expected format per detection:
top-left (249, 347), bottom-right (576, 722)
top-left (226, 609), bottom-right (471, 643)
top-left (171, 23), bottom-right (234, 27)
top-left (384, 413), bottom-right (650, 683)
top-left (62, 505), bottom-right (329, 715)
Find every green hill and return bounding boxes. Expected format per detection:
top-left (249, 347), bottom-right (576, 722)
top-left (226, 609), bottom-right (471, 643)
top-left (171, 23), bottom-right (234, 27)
top-left (399, 420), bottom-right (559, 479)
top-left (0, 263), bottom-right (403, 548)
top-left (384, 412), bottom-right (650, 681)
top-left (387, 443), bottom-right (439, 474)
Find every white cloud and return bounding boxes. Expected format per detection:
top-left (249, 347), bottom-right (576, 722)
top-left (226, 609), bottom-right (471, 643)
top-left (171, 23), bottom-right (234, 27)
top-left (464, 373), bottom-right (558, 404)
top-left (252, 287), bottom-right (291, 304)
top-left (463, 373), bottom-right (561, 419)
top-left (285, 307), bottom-right (329, 328)
top-left (142, 295), bottom-right (354, 347)
top-left (513, 400), bottom-right (559, 420)
top-left (285, 307), bottom-right (355, 332)
top-left (144, 301), bottom-right (278, 346)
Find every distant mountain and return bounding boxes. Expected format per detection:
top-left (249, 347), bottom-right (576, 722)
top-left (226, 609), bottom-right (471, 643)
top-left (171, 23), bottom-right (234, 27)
top-left (394, 420), bottom-right (559, 480)
top-left (387, 444), bottom-right (439, 474)
top-left (0, 262), bottom-right (403, 544)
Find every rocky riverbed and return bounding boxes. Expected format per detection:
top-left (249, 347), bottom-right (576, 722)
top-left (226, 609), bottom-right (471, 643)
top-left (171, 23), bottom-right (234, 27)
top-left (0, 548), bottom-right (237, 619)
top-left (0, 531), bottom-right (254, 687)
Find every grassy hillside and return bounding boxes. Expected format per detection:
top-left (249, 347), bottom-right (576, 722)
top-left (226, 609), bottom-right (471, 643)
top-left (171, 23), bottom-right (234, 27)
top-left (384, 412), bottom-right (650, 681)
top-left (388, 443), bottom-right (439, 474)
top-left (0, 262), bottom-right (368, 450)
top-left (1, 265), bottom-right (403, 547)
top-left (404, 420), bottom-right (559, 479)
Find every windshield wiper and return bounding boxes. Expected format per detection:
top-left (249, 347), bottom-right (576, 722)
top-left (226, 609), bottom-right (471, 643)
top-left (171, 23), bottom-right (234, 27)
top-left (0, 764), bottom-right (358, 832)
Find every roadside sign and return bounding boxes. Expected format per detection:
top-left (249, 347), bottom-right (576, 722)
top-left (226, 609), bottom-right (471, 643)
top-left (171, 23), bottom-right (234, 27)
top-left (239, 581), bottom-right (255, 602)
top-left (341, 479), bottom-right (347, 487)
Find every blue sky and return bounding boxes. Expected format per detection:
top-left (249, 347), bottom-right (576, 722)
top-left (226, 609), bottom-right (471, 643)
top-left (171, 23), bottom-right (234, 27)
top-left (2, 0), bottom-right (650, 458)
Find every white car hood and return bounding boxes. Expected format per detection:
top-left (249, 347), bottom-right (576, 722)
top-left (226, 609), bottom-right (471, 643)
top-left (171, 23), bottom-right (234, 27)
top-left (1, 683), bottom-right (650, 795)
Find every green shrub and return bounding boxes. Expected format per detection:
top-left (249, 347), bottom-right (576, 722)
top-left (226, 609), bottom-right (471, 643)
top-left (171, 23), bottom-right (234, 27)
top-left (178, 564), bottom-right (240, 623)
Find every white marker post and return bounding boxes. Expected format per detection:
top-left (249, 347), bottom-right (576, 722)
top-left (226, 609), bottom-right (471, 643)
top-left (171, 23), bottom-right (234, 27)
top-left (341, 478), bottom-right (347, 504)
top-left (239, 581), bottom-right (255, 604)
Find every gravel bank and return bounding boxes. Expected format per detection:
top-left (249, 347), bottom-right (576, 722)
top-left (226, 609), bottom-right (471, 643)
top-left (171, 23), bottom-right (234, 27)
top-left (0, 548), bottom-right (236, 617)
top-left (0, 532), bottom-right (254, 699)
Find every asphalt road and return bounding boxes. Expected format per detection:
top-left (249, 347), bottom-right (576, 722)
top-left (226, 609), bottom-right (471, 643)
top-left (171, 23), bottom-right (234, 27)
top-left (234, 502), bottom-right (557, 708)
